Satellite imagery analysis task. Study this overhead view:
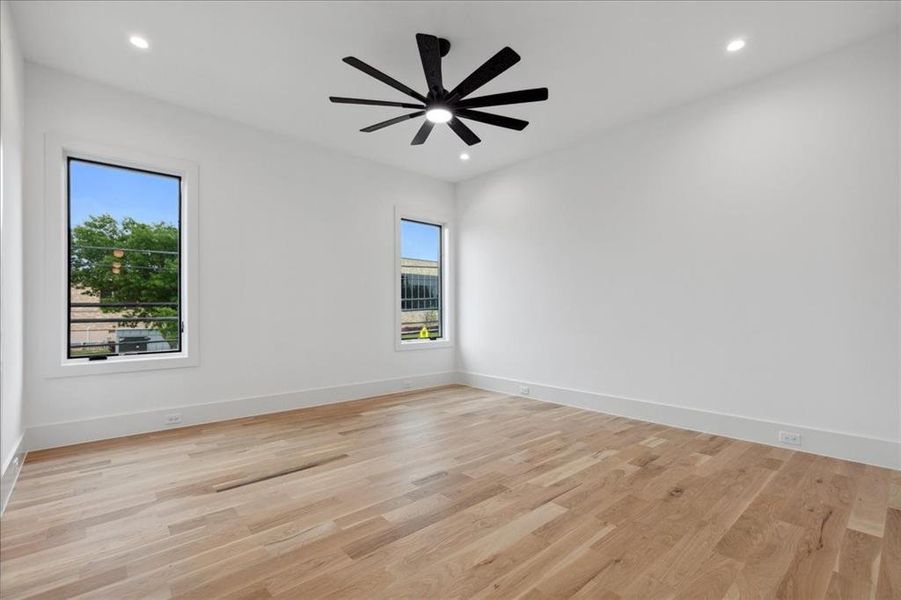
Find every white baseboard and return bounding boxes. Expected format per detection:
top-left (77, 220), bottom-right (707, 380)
top-left (458, 371), bottom-right (900, 470)
top-left (18, 370), bottom-right (900, 476)
top-left (1, 433), bottom-right (27, 515)
top-left (26, 371), bottom-right (457, 452)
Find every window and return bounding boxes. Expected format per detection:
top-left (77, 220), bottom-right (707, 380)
top-left (67, 158), bottom-right (182, 360)
top-left (43, 135), bottom-right (198, 376)
top-left (398, 217), bottom-right (449, 347)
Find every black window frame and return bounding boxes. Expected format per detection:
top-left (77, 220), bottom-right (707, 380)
top-left (66, 157), bottom-right (183, 360)
top-left (399, 218), bottom-right (444, 341)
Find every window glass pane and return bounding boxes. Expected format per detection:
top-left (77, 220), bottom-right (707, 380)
top-left (400, 219), bottom-right (441, 340)
top-left (68, 159), bottom-right (181, 359)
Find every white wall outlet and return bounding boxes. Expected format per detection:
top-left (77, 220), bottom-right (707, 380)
top-left (164, 413), bottom-right (183, 425)
top-left (402, 379), bottom-right (413, 389)
top-left (778, 430), bottom-right (802, 446)
top-left (518, 384), bottom-right (530, 396)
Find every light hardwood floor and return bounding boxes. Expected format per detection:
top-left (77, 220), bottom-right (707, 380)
top-left (1, 385), bottom-right (898, 599)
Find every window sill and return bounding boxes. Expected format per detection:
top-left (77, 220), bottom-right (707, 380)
top-left (46, 351), bottom-right (199, 378)
top-left (395, 339), bottom-right (453, 352)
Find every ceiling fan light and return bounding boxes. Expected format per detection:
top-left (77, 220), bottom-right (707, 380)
top-left (726, 38), bottom-right (746, 53)
top-left (129, 35), bottom-right (150, 50)
top-left (426, 108), bottom-right (453, 123)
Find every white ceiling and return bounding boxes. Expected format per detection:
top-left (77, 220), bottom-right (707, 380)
top-left (10, 1), bottom-right (899, 182)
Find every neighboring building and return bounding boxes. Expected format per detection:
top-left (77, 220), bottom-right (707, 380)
top-left (69, 287), bottom-right (117, 352)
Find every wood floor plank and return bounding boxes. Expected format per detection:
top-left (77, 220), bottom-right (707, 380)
top-left (775, 459), bottom-right (857, 599)
top-left (876, 507), bottom-right (901, 599)
top-left (1, 384), bottom-right (897, 599)
top-left (830, 528), bottom-right (882, 599)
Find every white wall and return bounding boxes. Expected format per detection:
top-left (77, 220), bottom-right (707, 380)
top-left (1, 0), bottom-right (26, 480)
top-left (23, 64), bottom-right (456, 447)
top-left (457, 34), bottom-right (900, 467)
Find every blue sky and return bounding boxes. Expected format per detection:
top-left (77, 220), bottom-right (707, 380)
top-left (401, 220), bottom-right (440, 261)
top-left (69, 159), bottom-right (179, 226)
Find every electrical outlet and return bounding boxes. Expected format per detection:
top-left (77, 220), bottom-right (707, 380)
top-left (778, 430), bottom-right (802, 446)
top-left (402, 379), bottom-right (413, 389)
top-left (518, 384), bottom-right (530, 396)
top-left (165, 413), bottom-right (183, 425)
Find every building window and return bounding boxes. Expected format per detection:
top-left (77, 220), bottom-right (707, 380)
top-left (399, 218), bottom-right (443, 342)
top-left (67, 158), bottom-right (182, 360)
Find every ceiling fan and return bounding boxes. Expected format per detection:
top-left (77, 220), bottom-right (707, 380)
top-left (329, 34), bottom-right (549, 146)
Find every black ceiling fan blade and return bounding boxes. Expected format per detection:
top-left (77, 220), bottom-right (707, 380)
top-left (330, 96), bottom-right (424, 109)
top-left (447, 47), bottom-right (521, 102)
top-left (416, 34), bottom-right (444, 97)
top-left (411, 120), bottom-right (435, 145)
top-left (342, 57), bottom-right (428, 103)
top-left (454, 88), bottom-right (548, 109)
top-left (447, 117), bottom-right (481, 146)
top-left (360, 111), bottom-right (425, 133)
top-left (456, 109), bottom-right (528, 131)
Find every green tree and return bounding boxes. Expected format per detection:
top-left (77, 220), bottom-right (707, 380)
top-left (70, 215), bottom-right (180, 344)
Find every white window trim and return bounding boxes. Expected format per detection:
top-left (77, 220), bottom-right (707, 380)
top-left (395, 206), bottom-right (453, 352)
top-left (42, 134), bottom-right (199, 377)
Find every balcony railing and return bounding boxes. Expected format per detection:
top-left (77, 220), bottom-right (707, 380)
top-left (69, 300), bottom-right (180, 357)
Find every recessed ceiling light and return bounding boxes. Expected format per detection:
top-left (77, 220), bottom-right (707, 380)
top-left (460, 153), bottom-right (470, 161)
top-left (425, 108), bottom-right (453, 124)
top-left (129, 35), bottom-right (150, 50)
top-left (726, 38), bottom-right (746, 53)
